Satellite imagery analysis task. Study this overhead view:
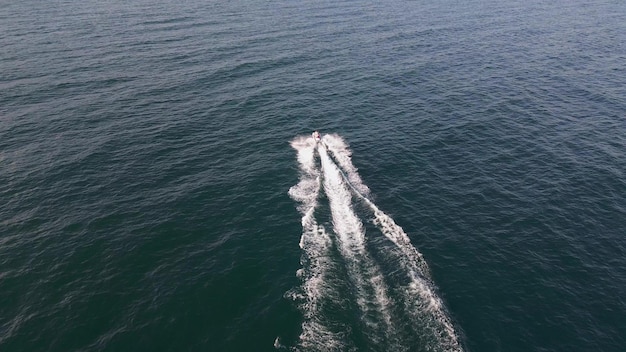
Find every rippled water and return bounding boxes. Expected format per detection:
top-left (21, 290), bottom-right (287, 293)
top-left (1, 0), bottom-right (625, 351)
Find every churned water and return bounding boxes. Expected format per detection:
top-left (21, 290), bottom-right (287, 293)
top-left (1, 0), bottom-right (625, 351)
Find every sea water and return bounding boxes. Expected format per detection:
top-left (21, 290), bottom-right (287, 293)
top-left (1, 0), bottom-right (625, 351)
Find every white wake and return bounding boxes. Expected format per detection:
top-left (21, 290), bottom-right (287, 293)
top-left (286, 136), bottom-right (346, 351)
top-left (318, 142), bottom-right (400, 349)
top-left (286, 134), bottom-right (463, 352)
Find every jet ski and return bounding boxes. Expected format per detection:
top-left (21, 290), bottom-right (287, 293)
top-left (312, 130), bottom-right (321, 142)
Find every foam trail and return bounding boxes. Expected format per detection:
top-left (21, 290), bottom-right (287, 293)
top-left (288, 136), bottom-right (346, 351)
top-left (368, 201), bottom-right (462, 352)
top-left (322, 134), bottom-right (370, 196)
top-left (288, 134), bottom-right (463, 351)
top-left (326, 140), bottom-right (463, 352)
top-left (318, 143), bottom-right (401, 349)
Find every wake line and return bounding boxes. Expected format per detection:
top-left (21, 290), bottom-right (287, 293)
top-left (287, 136), bottom-right (347, 351)
top-left (287, 134), bottom-right (463, 352)
top-left (318, 143), bottom-right (401, 349)
top-left (323, 141), bottom-right (430, 276)
top-left (322, 135), bottom-right (463, 352)
top-left (322, 135), bottom-right (370, 196)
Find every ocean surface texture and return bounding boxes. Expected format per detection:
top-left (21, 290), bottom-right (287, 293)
top-left (1, 0), bottom-right (625, 351)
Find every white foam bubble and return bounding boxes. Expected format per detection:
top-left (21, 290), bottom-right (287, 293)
top-left (370, 204), bottom-right (462, 351)
top-left (319, 144), bottom-right (399, 348)
top-left (288, 133), bottom-right (463, 352)
top-left (343, 163), bottom-right (463, 351)
top-left (322, 134), bottom-right (370, 196)
top-left (322, 135), bottom-right (462, 351)
top-left (288, 136), bottom-right (346, 351)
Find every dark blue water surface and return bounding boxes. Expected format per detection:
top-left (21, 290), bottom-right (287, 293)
top-left (1, 0), bottom-right (625, 351)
